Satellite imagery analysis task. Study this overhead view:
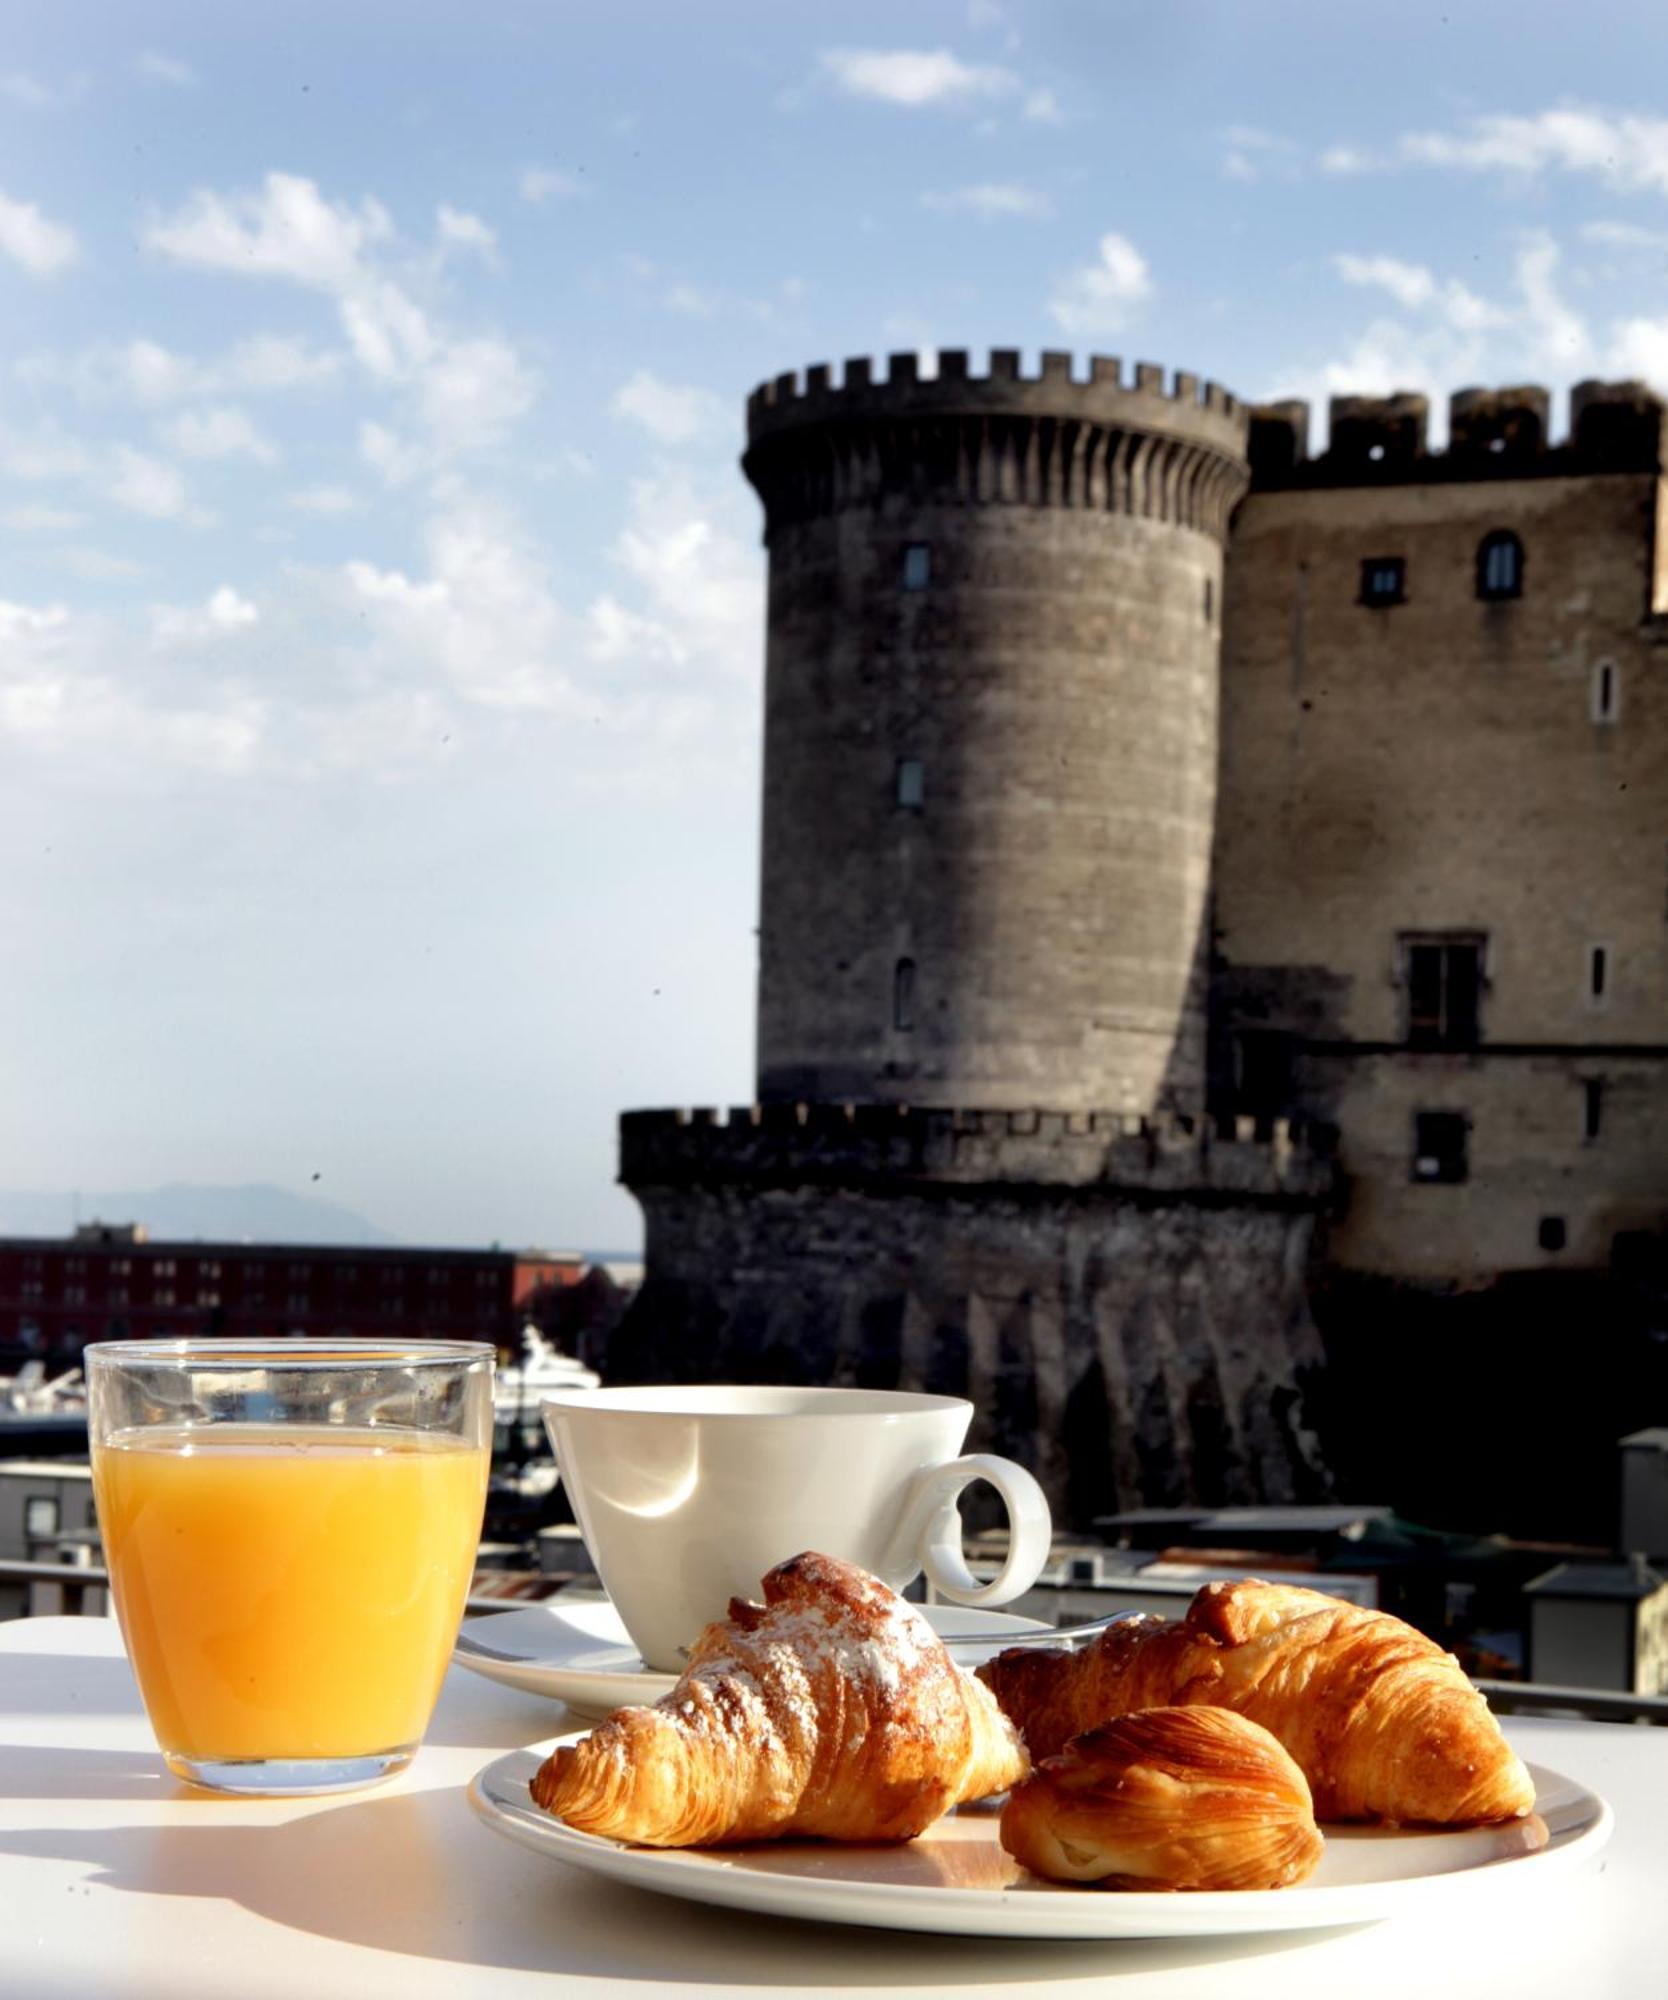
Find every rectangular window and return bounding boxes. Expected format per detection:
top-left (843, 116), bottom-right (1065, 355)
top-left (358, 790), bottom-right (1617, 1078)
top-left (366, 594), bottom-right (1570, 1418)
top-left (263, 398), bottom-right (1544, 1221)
top-left (109, 1287), bottom-right (128, 1307)
top-left (24, 1497), bottom-right (59, 1540)
top-left (1235, 1031), bottom-right (1294, 1116)
top-left (63, 1286), bottom-right (85, 1306)
top-left (893, 956), bottom-right (917, 1032)
top-left (153, 1259), bottom-right (176, 1278)
top-left (110, 1258), bottom-right (130, 1277)
top-left (154, 1287), bottom-right (175, 1307)
top-left (1588, 944), bottom-right (1610, 1007)
top-left (1592, 661), bottom-right (1619, 724)
top-left (901, 543), bottom-right (931, 592)
top-left (1360, 556), bottom-right (1405, 607)
top-left (1538, 1216), bottom-right (1567, 1253)
top-left (895, 757), bottom-right (925, 810)
top-left (1402, 936), bottom-right (1484, 1049)
top-left (1412, 1111), bottom-right (1469, 1185)
top-left (1583, 1079), bottom-right (1604, 1143)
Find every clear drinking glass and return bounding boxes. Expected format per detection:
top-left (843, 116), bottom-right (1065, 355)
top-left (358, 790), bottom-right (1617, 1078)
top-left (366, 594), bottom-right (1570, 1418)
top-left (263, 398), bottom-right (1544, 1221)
top-left (87, 1339), bottom-right (494, 1796)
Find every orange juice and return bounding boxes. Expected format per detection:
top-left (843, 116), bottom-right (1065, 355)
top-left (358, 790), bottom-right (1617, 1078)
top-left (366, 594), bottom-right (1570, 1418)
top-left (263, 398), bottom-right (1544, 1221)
top-left (93, 1424), bottom-right (488, 1762)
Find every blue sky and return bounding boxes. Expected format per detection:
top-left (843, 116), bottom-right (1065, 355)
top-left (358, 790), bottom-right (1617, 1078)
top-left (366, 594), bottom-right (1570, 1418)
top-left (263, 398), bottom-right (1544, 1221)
top-left (7, 1), bottom-right (1668, 1250)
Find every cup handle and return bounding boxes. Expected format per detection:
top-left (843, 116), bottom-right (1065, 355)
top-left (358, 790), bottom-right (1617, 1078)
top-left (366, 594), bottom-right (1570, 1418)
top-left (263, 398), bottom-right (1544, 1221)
top-left (885, 1454), bottom-right (1051, 1607)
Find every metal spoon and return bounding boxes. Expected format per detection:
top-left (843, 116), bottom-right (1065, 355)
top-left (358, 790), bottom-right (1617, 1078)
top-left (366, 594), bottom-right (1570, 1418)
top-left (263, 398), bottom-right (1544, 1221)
top-left (938, 1610), bottom-right (1143, 1650)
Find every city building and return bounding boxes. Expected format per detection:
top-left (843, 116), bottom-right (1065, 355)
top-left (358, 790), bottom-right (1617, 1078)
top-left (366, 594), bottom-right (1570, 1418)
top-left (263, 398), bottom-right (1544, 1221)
top-left (0, 1222), bottom-right (584, 1362)
top-left (614, 350), bottom-right (1668, 1533)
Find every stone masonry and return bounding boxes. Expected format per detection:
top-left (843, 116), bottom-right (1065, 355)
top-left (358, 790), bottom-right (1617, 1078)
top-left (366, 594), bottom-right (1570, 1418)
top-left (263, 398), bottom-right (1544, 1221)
top-left (612, 350), bottom-right (1338, 1524)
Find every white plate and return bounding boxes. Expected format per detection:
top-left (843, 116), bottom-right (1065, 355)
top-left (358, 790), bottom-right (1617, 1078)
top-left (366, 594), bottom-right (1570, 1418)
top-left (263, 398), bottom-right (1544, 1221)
top-left (453, 1600), bottom-right (1054, 1713)
top-left (468, 1745), bottom-right (1611, 1941)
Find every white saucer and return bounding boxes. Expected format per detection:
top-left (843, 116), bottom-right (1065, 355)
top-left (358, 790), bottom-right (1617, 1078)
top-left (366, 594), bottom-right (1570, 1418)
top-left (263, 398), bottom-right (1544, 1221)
top-left (469, 1744), bottom-right (1612, 1940)
top-left (453, 1598), bottom-right (1053, 1713)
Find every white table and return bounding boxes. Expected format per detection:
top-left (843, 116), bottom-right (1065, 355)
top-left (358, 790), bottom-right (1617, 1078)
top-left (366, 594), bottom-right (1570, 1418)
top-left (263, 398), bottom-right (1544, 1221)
top-left (0, 1615), bottom-right (1652, 1998)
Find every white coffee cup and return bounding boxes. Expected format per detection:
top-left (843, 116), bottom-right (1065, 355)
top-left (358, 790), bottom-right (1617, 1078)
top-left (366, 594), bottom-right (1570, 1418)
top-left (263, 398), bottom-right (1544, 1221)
top-left (540, 1385), bottom-right (1052, 1672)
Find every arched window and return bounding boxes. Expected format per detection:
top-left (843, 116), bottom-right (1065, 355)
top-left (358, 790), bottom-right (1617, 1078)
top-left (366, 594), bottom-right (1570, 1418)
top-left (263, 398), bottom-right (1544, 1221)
top-left (1476, 531), bottom-right (1523, 601)
top-left (893, 957), bottom-right (916, 1032)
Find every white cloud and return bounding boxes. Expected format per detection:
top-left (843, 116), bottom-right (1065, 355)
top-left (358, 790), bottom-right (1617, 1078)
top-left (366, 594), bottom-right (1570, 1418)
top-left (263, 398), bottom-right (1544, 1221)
top-left (55, 549), bottom-right (151, 582)
top-left (109, 447), bottom-right (207, 524)
top-left (1284, 231), bottom-right (1593, 439)
top-left (151, 586), bottom-right (260, 646)
top-left (1319, 145), bottom-right (1377, 176)
top-left (611, 371), bottom-right (721, 445)
top-left (0, 72), bottom-right (84, 110)
top-left (1048, 233), bottom-right (1153, 335)
top-left (1400, 107), bottom-right (1668, 195)
top-left (520, 167), bottom-right (583, 204)
top-left (0, 594), bottom-right (264, 775)
top-left (158, 405), bottom-right (280, 464)
top-left (137, 52), bottom-right (196, 87)
top-left (0, 430), bottom-right (94, 482)
top-left (921, 182), bottom-right (1053, 220)
top-left (598, 467), bottom-right (759, 681)
top-left (1023, 88), bottom-right (1061, 125)
top-left (819, 47), bottom-right (1018, 109)
top-left (145, 172), bottom-right (393, 289)
top-left (1221, 126), bottom-right (1301, 183)
top-left (1583, 219), bottom-right (1668, 251)
top-left (18, 333), bottom-right (343, 405)
top-left (145, 173), bottom-right (537, 458)
top-left (1333, 254), bottom-right (1438, 312)
top-left (344, 502), bottom-right (578, 715)
top-left (359, 421), bottom-right (427, 487)
top-left (0, 190), bottom-right (78, 278)
top-left (2, 504), bottom-right (85, 532)
top-left (436, 205), bottom-right (498, 265)
top-left (1324, 107), bottom-right (1668, 198)
top-left (286, 484), bottom-right (362, 516)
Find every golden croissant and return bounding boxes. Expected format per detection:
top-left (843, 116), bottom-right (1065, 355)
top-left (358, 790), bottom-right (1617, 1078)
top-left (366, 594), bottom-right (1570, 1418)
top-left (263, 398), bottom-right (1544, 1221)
top-left (1001, 1706), bottom-right (1324, 1891)
top-left (979, 1579), bottom-right (1534, 1826)
top-left (531, 1550), bottom-right (1028, 1846)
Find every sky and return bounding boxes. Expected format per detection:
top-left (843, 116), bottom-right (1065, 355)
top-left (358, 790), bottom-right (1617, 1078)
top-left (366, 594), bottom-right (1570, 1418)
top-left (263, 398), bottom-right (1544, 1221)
top-left (7, 1), bottom-right (1668, 1252)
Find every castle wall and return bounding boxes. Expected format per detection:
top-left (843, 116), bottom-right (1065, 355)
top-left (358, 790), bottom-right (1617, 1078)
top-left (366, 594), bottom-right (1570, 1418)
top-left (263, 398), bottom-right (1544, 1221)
top-left (612, 1108), bottom-right (1332, 1523)
top-left (747, 351), bottom-right (1246, 1115)
top-left (1217, 390), bottom-right (1668, 1281)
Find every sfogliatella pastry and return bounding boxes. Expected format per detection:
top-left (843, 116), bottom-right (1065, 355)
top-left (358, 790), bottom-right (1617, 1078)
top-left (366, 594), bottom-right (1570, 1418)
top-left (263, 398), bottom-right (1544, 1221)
top-left (1000, 1706), bottom-right (1324, 1891)
top-left (979, 1578), bottom-right (1534, 1826)
top-left (531, 1550), bottom-right (1028, 1846)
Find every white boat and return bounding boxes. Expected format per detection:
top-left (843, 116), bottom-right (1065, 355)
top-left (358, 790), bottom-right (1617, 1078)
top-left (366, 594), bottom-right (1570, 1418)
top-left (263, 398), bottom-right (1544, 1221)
top-left (493, 1327), bottom-right (598, 1424)
top-left (0, 1362), bottom-right (87, 1418)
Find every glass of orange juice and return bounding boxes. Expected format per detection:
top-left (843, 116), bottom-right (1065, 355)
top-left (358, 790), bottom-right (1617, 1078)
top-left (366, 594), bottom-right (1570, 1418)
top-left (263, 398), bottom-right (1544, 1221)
top-left (87, 1339), bottom-right (493, 1796)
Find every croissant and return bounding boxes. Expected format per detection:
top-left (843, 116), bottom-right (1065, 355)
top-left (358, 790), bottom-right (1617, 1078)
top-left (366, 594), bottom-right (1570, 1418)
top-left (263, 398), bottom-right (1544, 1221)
top-left (531, 1551), bottom-right (1028, 1846)
top-left (1000, 1706), bottom-right (1324, 1890)
top-left (979, 1579), bottom-right (1534, 1826)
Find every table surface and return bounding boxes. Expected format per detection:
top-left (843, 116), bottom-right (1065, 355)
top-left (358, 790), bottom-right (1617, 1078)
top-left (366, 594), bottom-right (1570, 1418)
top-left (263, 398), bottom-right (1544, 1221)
top-left (0, 1615), bottom-right (1650, 2000)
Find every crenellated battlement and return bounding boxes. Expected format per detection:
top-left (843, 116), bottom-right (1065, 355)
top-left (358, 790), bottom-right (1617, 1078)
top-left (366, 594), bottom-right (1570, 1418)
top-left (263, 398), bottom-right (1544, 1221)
top-left (743, 348), bottom-right (1250, 543)
top-left (748, 349), bottom-right (1243, 432)
top-left (620, 1103), bottom-right (1334, 1203)
top-left (1248, 379), bottom-right (1668, 490)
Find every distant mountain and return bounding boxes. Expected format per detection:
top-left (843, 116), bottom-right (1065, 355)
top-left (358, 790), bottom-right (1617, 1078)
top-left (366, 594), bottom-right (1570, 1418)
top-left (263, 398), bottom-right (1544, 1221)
top-left (0, 1183), bottom-right (401, 1247)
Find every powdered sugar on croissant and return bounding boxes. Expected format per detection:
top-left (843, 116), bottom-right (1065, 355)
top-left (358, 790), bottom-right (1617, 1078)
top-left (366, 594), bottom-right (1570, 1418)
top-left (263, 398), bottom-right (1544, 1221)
top-left (531, 1551), bottom-right (1028, 1846)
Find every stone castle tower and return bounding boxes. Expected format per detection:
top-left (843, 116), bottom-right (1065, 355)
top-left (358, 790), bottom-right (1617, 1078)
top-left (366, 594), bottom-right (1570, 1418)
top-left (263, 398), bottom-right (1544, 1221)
top-left (613, 350), bottom-right (1335, 1524)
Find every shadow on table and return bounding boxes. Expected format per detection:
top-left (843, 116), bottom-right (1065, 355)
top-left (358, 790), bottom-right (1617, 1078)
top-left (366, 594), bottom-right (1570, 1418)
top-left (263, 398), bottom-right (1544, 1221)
top-left (0, 1648), bottom-right (143, 1716)
top-left (0, 1742), bottom-right (177, 1802)
top-left (0, 1783), bottom-right (1366, 1985)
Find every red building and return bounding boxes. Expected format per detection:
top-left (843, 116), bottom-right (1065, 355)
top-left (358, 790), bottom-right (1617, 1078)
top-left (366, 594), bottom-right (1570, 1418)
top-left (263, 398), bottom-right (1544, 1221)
top-left (0, 1224), bottom-right (583, 1365)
